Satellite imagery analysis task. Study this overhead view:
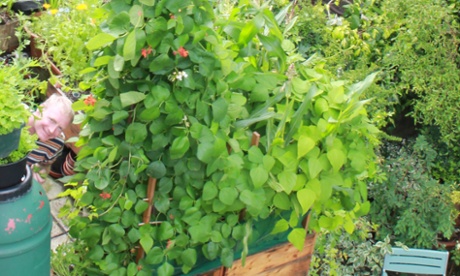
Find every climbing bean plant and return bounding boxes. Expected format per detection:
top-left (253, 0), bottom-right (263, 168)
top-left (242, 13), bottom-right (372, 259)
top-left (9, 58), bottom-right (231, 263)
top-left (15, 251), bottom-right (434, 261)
top-left (65, 0), bottom-right (380, 275)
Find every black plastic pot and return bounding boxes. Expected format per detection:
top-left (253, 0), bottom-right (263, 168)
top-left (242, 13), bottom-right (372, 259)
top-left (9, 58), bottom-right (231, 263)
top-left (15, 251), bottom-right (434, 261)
top-left (0, 164), bottom-right (32, 201)
top-left (0, 156), bottom-right (28, 189)
top-left (12, 0), bottom-right (44, 15)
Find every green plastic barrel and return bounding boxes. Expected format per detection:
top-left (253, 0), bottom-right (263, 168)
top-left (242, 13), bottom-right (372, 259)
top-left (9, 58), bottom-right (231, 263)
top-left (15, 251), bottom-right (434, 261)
top-left (0, 166), bottom-right (51, 275)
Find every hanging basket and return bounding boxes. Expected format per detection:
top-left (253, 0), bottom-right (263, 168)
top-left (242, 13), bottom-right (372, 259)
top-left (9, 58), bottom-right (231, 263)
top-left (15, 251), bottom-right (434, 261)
top-left (0, 127), bottom-right (22, 159)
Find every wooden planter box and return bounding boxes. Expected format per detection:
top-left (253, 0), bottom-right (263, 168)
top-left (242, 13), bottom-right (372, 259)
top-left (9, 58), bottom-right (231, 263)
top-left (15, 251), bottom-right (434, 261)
top-left (199, 232), bottom-right (317, 276)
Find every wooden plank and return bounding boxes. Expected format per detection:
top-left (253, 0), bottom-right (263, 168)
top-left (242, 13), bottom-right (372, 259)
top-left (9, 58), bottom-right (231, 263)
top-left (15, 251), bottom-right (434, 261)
top-left (224, 233), bottom-right (316, 276)
top-left (260, 254), bottom-right (314, 275)
top-left (199, 267), bottom-right (226, 276)
top-left (226, 234), bottom-right (316, 275)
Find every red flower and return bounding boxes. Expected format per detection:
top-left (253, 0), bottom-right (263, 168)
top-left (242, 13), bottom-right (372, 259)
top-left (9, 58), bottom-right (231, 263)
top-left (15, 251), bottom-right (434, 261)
top-left (170, 13), bottom-right (175, 19)
top-left (141, 47), bottom-right (153, 58)
top-left (99, 192), bottom-right (111, 199)
top-left (173, 46), bottom-right (188, 58)
top-left (84, 95), bottom-right (97, 106)
top-left (177, 47), bottom-right (188, 57)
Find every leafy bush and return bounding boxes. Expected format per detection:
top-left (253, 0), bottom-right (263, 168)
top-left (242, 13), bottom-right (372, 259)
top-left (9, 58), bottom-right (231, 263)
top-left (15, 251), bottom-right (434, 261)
top-left (278, 0), bottom-right (400, 129)
top-left (310, 217), bottom-right (402, 276)
top-left (368, 135), bottom-right (456, 248)
top-left (284, 0), bottom-right (460, 143)
top-left (0, 58), bottom-right (39, 135)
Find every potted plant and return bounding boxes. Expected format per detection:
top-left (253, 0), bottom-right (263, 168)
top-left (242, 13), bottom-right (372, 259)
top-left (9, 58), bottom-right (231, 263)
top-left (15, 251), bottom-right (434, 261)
top-left (59, 1), bottom-right (381, 275)
top-left (0, 54), bottom-right (41, 187)
top-left (0, 0), bottom-right (21, 53)
top-left (0, 128), bottom-right (37, 188)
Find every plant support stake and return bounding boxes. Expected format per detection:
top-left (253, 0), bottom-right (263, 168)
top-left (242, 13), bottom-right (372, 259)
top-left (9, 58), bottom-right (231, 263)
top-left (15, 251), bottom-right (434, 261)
top-left (136, 177), bottom-right (157, 263)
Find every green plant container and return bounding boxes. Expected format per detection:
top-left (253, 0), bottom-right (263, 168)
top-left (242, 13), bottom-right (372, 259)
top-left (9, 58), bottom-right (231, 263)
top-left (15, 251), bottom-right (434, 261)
top-left (0, 165), bottom-right (51, 275)
top-left (0, 127), bottom-right (22, 159)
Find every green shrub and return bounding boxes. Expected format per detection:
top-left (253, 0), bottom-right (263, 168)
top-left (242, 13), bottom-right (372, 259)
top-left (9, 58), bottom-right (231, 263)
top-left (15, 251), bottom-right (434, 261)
top-left (368, 135), bottom-right (456, 248)
top-left (310, 217), bottom-right (402, 276)
top-left (285, 0), bottom-right (460, 143)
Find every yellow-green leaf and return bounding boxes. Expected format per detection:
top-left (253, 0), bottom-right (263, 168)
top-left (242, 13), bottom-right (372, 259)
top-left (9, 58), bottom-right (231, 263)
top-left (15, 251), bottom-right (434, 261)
top-left (86, 33), bottom-right (116, 51)
top-left (250, 165), bottom-right (268, 188)
top-left (308, 157), bottom-right (323, 178)
top-left (298, 135), bottom-right (315, 159)
top-left (343, 216), bottom-right (355, 234)
top-left (287, 227), bottom-right (306, 251)
top-left (327, 148), bottom-right (346, 172)
top-left (271, 219), bottom-right (289, 235)
top-left (140, 235), bottom-right (153, 253)
top-left (278, 171), bottom-right (297, 194)
top-left (297, 189), bottom-right (316, 215)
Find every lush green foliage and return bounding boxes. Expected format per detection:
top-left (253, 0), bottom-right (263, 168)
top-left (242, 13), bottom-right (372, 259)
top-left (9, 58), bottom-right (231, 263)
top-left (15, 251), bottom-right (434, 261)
top-left (14, 0), bottom-right (459, 274)
top-left (273, 1), bottom-right (460, 270)
top-left (371, 0), bottom-right (460, 143)
top-left (423, 127), bottom-right (460, 186)
top-left (310, 217), bottom-right (404, 276)
top-left (281, 1), bottom-right (398, 129)
top-left (0, 128), bottom-right (38, 164)
top-left (59, 0), bottom-right (380, 274)
top-left (368, 136), bottom-right (455, 248)
top-left (0, 57), bottom-right (40, 135)
top-left (283, 0), bottom-right (460, 144)
top-left (51, 241), bottom-right (88, 276)
top-left (0, 56), bottom-right (40, 163)
top-left (20, 0), bottom-right (107, 91)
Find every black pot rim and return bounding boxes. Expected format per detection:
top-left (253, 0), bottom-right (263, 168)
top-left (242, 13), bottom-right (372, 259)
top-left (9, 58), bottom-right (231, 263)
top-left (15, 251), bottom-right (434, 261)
top-left (0, 165), bottom-right (32, 201)
top-left (0, 155), bottom-right (29, 189)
